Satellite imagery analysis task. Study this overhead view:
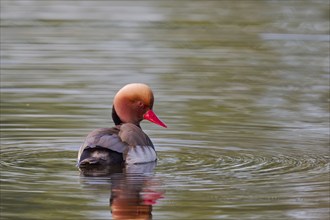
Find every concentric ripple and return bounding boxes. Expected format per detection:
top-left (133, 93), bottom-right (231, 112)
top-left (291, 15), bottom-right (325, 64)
top-left (156, 146), bottom-right (329, 220)
top-left (157, 147), bottom-right (329, 187)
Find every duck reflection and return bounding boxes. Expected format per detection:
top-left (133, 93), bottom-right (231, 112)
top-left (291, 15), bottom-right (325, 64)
top-left (79, 162), bottom-right (164, 220)
top-left (111, 163), bottom-right (163, 220)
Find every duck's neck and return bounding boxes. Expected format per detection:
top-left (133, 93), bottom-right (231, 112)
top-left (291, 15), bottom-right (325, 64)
top-left (112, 106), bottom-right (122, 125)
top-left (111, 106), bottom-right (141, 128)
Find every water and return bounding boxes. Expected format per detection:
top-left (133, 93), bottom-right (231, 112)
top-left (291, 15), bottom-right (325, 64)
top-left (1, 0), bottom-right (329, 219)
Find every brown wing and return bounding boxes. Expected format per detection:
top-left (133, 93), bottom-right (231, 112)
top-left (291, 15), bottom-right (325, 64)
top-left (118, 123), bottom-right (157, 164)
top-left (118, 123), bottom-right (154, 148)
top-left (77, 127), bottom-right (128, 162)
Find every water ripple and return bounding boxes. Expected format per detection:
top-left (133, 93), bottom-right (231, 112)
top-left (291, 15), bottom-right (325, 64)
top-left (158, 147), bottom-right (329, 180)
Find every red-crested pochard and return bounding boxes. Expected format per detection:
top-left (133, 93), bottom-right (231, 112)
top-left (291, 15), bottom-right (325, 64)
top-left (77, 83), bottom-right (167, 169)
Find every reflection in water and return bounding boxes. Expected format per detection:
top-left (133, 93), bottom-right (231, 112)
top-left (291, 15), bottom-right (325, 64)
top-left (79, 162), bottom-right (164, 220)
top-left (79, 164), bottom-right (124, 177)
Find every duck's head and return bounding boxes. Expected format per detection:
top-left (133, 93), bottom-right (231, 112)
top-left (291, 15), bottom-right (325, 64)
top-left (112, 83), bottom-right (167, 128)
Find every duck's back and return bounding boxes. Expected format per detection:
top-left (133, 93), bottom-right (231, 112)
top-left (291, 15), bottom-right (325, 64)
top-left (78, 127), bottom-right (128, 168)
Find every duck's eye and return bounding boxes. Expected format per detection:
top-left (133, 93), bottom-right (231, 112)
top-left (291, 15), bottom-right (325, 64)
top-left (136, 101), bottom-right (147, 110)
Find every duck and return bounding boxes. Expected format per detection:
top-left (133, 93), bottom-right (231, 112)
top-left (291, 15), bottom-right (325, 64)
top-left (77, 83), bottom-right (167, 170)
